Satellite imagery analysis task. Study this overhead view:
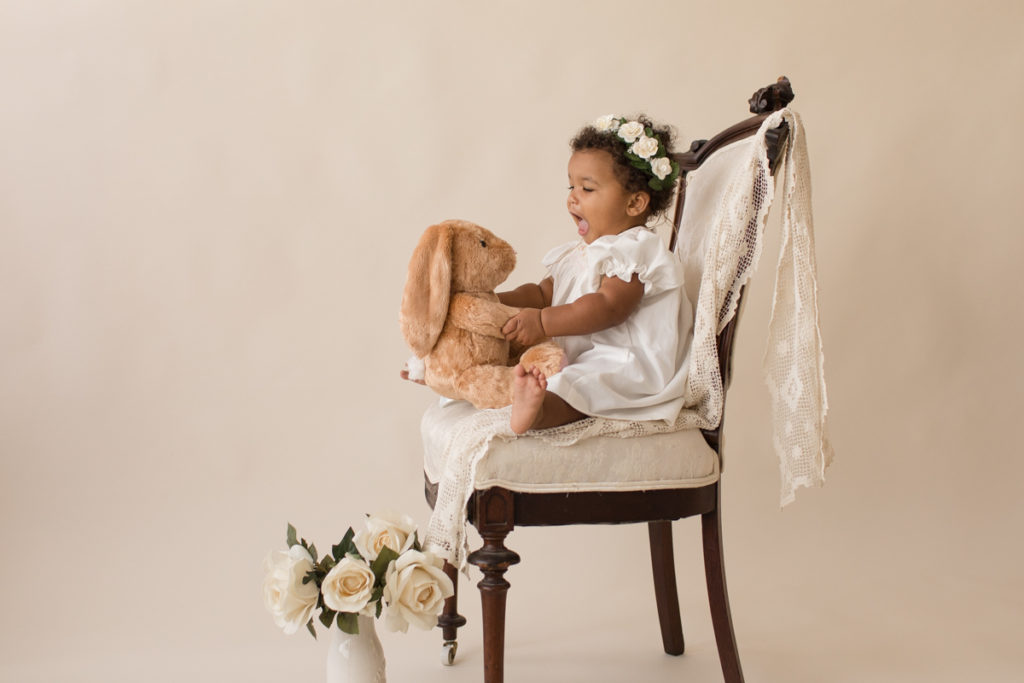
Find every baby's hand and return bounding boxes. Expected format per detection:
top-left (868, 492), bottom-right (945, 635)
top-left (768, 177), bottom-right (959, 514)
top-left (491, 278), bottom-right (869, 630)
top-left (502, 308), bottom-right (546, 346)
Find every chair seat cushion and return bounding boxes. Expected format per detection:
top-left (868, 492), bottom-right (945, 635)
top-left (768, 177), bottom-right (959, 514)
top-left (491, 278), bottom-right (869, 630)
top-left (421, 400), bottom-right (720, 493)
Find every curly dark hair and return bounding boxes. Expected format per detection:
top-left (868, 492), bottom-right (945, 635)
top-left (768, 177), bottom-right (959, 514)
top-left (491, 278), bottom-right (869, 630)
top-left (570, 115), bottom-right (678, 217)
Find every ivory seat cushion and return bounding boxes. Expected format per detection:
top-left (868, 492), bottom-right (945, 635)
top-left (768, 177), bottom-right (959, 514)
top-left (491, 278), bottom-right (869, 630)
top-left (422, 399), bottom-right (719, 493)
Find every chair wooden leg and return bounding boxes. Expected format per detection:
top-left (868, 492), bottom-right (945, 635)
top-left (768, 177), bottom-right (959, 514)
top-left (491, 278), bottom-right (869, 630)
top-left (467, 488), bottom-right (520, 683)
top-left (702, 494), bottom-right (745, 683)
top-left (648, 520), bottom-right (685, 655)
top-left (438, 561), bottom-right (466, 664)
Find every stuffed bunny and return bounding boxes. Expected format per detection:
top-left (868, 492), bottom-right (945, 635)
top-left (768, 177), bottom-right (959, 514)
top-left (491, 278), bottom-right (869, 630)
top-left (400, 219), bottom-right (565, 409)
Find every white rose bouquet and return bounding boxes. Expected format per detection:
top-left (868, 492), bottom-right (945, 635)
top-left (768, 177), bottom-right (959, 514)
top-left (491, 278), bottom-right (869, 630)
top-left (263, 513), bottom-right (454, 637)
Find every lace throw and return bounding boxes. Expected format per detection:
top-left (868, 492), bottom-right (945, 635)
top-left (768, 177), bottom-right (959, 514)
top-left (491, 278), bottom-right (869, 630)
top-left (424, 109), bottom-right (833, 567)
top-left (761, 110), bottom-right (835, 504)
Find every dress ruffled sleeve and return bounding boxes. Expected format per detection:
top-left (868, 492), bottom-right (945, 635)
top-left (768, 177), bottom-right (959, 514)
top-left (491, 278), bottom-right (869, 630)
top-left (585, 227), bottom-right (684, 296)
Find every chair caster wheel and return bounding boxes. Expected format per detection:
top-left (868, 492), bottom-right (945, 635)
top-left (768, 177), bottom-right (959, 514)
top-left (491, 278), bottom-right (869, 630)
top-left (441, 641), bottom-right (457, 666)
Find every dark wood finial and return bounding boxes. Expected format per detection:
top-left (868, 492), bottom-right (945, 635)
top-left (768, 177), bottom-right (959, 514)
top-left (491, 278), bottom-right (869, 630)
top-left (748, 76), bottom-right (795, 114)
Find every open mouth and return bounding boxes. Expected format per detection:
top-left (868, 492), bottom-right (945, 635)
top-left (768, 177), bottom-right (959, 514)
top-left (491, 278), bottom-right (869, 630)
top-left (571, 213), bottom-right (590, 237)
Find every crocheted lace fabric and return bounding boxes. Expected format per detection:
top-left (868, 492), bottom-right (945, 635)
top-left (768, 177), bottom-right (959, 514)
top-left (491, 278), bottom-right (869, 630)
top-left (424, 109), bottom-right (833, 567)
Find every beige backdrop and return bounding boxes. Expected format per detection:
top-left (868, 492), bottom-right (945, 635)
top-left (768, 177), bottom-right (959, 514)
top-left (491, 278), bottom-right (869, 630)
top-left (2, 1), bottom-right (1022, 681)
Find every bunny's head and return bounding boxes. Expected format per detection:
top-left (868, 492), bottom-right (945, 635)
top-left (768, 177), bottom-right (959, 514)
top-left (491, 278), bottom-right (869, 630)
top-left (399, 220), bottom-right (516, 358)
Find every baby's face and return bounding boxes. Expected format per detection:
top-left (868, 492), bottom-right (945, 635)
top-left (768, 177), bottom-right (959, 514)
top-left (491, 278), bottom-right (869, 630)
top-left (566, 149), bottom-right (644, 244)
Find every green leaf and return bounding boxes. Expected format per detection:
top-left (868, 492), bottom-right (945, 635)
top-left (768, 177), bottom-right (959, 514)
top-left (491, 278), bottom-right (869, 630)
top-left (371, 546), bottom-right (399, 582)
top-left (306, 619), bottom-right (317, 639)
top-left (411, 531), bottom-right (421, 551)
top-left (308, 543), bottom-right (318, 561)
top-left (319, 607), bottom-right (336, 629)
top-left (320, 555), bottom-right (337, 572)
top-left (337, 612), bottom-right (360, 635)
top-left (375, 600), bottom-right (383, 619)
top-left (287, 523), bottom-right (298, 548)
top-left (333, 527), bottom-right (357, 561)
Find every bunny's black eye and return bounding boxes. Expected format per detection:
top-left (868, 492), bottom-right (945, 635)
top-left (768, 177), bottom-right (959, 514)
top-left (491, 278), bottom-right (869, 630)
top-left (479, 240), bottom-right (487, 247)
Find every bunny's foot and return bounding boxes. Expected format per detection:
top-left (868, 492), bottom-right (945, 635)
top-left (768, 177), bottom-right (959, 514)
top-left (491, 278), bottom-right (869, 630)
top-left (518, 341), bottom-right (566, 378)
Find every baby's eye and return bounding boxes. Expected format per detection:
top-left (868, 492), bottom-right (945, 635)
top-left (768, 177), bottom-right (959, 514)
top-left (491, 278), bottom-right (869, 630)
top-left (479, 240), bottom-right (487, 247)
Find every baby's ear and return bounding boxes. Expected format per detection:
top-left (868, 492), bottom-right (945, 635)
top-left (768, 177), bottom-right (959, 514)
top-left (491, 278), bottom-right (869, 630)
top-left (627, 191), bottom-right (651, 217)
top-left (400, 223), bottom-right (453, 357)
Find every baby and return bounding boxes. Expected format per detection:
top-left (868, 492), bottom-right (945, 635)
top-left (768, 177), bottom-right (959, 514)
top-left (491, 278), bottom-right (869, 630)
top-left (499, 115), bottom-right (690, 434)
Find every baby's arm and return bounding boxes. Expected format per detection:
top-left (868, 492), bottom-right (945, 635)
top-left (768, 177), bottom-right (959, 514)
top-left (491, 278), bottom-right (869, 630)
top-left (503, 274), bottom-right (643, 345)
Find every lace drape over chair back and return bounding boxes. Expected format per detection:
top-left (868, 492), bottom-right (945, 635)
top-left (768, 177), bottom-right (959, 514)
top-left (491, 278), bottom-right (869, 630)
top-left (676, 108), bottom-right (833, 504)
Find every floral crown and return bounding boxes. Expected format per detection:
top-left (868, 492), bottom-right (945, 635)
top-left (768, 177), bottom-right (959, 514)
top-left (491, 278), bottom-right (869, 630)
top-left (592, 115), bottom-right (681, 192)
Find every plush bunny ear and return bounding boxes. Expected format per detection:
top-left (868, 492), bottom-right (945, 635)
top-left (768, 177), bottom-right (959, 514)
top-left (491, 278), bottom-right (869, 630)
top-left (400, 222), bottom-right (453, 357)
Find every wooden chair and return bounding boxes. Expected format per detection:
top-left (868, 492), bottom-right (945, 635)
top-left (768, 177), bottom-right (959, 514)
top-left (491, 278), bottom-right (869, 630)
top-left (424, 78), bottom-right (795, 683)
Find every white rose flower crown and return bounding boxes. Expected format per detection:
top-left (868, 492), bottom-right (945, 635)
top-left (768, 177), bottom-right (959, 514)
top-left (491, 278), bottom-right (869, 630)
top-left (591, 115), bottom-right (681, 191)
top-left (263, 512), bottom-right (454, 637)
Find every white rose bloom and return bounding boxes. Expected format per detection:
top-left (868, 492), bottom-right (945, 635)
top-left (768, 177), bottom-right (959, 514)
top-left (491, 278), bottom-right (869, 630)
top-left (650, 157), bottom-right (673, 180)
top-left (354, 510), bottom-right (417, 561)
top-left (262, 545), bottom-right (320, 635)
top-left (630, 135), bottom-right (659, 159)
top-left (593, 114), bottom-right (618, 132)
top-left (382, 550), bottom-right (455, 632)
top-left (617, 121), bottom-right (644, 144)
top-left (322, 556), bottom-right (376, 615)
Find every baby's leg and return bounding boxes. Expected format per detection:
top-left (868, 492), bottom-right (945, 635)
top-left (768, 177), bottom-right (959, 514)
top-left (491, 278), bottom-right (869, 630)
top-left (510, 364), bottom-right (584, 434)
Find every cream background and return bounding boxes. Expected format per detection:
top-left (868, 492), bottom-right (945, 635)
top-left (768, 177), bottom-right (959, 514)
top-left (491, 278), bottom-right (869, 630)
top-left (2, 1), bottom-right (1021, 681)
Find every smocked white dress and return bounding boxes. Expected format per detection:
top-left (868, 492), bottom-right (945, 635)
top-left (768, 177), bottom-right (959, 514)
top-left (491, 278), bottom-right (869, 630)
top-left (543, 225), bottom-right (693, 423)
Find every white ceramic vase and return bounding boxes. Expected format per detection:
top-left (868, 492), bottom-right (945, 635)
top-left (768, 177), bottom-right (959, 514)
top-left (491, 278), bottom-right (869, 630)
top-left (326, 616), bottom-right (387, 683)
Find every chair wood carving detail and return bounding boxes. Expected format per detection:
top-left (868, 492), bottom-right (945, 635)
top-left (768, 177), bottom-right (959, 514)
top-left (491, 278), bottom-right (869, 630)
top-left (425, 78), bottom-right (794, 683)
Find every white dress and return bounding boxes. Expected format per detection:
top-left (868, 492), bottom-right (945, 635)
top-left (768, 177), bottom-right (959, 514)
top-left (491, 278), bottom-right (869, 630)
top-left (543, 226), bottom-right (693, 423)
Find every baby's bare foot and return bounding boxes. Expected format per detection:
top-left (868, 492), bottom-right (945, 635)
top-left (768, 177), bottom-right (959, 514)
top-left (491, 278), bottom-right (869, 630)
top-left (510, 364), bottom-right (547, 435)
